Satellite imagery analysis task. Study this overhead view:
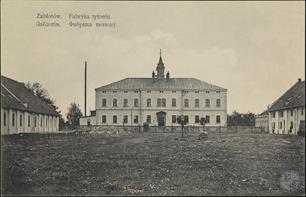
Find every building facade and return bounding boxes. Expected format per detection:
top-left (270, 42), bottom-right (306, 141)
top-left (255, 110), bottom-right (269, 132)
top-left (268, 79), bottom-right (305, 134)
top-left (1, 76), bottom-right (59, 135)
top-left (81, 52), bottom-right (227, 127)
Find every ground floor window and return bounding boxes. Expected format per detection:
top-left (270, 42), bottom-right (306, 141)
top-left (205, 115), bottom-right (210, 123)
top-left (184, 115), bottom-right (189, 124)
top-left (3, 112), bottom-right (6, 126)
top-left (28, 115), bottom-right (30, 127)
top-left (195, 115), bottom-right (200, 123)
top-left (216, 115), bottom-right (221, 124)
top-left (102, 115), bottom-right (106, 123)
top-left (34, 116), bottom-right (37, 127)
top-left (123, 115), bottom-right (128, 124)
top-left (41, 117), bottom-right (43, 127)
top-left (12, 113), bottom-right (15, 127)
top-left (134, 115), bottom-right (138, 124)
top-left (146, 115), bottom-right (151, 124)
top-left (279, 122), bottom-right (282, 129)
top-left (113, 115), bottom-right (117, 124)
top-left (172, 115), bottom-right (176, 123)
top-left (20, 114), bottom-right (22, 127)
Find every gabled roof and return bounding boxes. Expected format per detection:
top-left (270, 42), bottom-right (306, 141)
top-left (1, 75), bottom-right (59, 116)
top-left (268, 79), bottom-right (305, 112)
top-left (95, 78), bottom-right (226, 91)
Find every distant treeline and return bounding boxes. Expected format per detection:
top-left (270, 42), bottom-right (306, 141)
top-left (227, 111), bottom-right (256, 126)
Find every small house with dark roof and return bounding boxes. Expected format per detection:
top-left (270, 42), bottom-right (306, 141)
top-left (1, 75), bottom-right (59, 134)
top-left (268, 78), bottom-right (305, 134)
top-left (81, 50), bottom-right (227, 127)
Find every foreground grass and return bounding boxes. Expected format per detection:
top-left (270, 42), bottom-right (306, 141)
top-left (1, 131), bottom-right (305, 196)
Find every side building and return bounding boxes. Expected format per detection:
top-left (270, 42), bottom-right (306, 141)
top-left (255, 110), bottom-right (269, 132)
top-left (1, 75), bottom-right (60, 135)
top-left (268, 78), bottom-right (305, 134)
top-left (81, 52), bottom-right (227, 128)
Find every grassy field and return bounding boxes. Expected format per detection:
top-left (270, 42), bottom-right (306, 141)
top-left (1, 130), bottom-right (305, 196)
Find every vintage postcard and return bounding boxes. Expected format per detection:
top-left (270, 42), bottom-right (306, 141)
top-left (1, 1), bottom-right (305, 196)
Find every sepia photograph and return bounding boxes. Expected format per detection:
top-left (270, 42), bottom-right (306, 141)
top-left (1, 0), bottom-right (305, 196)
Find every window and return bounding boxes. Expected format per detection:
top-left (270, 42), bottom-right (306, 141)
top-left (12, 113), bottom-right (15, 127)
top-left (113, 99), bottom-right (117, 107)
top-left (272, 122), bottom-right (275, 129)
top-left (46, 117), bottom-right (48, 127)
top-left (134, 115), bottom-right (138, 124)
top-left (205, 99), bottom-right (210, 107)
top-left (291, 109), bottom-right (293, 116)
top-left (183, 90), bottom-right (188, 94)
top-left (147, 90), bottom-right (151, 93)
top-left (102, 115), bottom-right (107, 123)
top-left (162, 98), bottom-right (166, 107)
top-left (28, 115), bottom-right (30, 127)
top-left (102, 91), bottom-right (106, 93)
top-left (184, 115), bottom-right (189, 124)
top-left (113, 91), bottom-right (117, 93)
top-left (302, 108), bottom-right (304, 115)
top-left (172, 115), bottom-right (176, 123)
top-left (146, 115), bottom-right (151, 123)
top-left (205, 91), bottom-right (210, 93)
top-left (279, 111), bottom-right (283, 118)
top-left (205, 115), bottom-right (210, 123)
top-left (113, 115), bottom-right (117, 124)
top-left (195, 91), bottom-right (199, 93)
top-left (41, 117), bottom-right (43, 127)
top-left (290, 121), bottom-right (294, 133)
top-left (195, 99), bottom-right (200, 108)
top-left (157, 98), bottom-right (161, 107)
top-left (216, 115), bottom-right (221, 124)
top-left (20, 114), bottom-right (22, 127)
top-left (216, 99), bottom-right (221, 107)
top-left (123, 115), bottom-right (128, 124)
top-left (195, 115), bottom-right (200, 123)
top-left (160, 91), bottom-right (163, 93)
top-left (123, 99), bottom-right (128, 107)
top-left (134, 98), bottom-right (139, 107)
top-left (272, 112), bottom-right (275, 118)
top-left (102, 99), bottom-right (107, 107)
top-left (172, 98), bottom-right (176, 107)
top-left (3, 112), bottom-right (6, 126)
top-left (184, 99), bottom-right (189, 107)
top-left (147, 99), bottom-right (151, 107)
top-left (216, 91), bottom-right (220, 93)
top-left (172, 91), bottom-right (176, 93)
top-left (124, 91), bottom-right (128, 93)
top-left (34, 116), bottom-right (37, 127)
top-left (279, 122), bottom-right (282, 129)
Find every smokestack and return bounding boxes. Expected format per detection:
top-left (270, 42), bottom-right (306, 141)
top-left (85, 61), bottom-right (87, 116)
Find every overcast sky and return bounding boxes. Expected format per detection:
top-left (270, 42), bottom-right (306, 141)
top-left (1, 1), bottom-right (305, 118)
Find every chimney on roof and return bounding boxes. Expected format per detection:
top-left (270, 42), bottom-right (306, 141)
top-left (166, 71), bottom-right (170, 81)
top-left (298, 78), bottom-right (301, 82)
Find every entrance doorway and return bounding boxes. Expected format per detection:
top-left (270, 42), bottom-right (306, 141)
top-left (156, 111), bottom-right (166, 126)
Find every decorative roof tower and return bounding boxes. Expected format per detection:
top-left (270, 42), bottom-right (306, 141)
top-left (156, 49), bottom-right (165, 79)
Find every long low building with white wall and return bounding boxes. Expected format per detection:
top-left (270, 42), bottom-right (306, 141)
top-left (1, 75), bottom-right (59, 135)
top-left (80, 51), bottom-right (227, 128)
top-left (268, 78), bottom-right (305, 135)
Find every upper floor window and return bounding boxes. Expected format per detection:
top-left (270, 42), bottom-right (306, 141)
top-left (172, 98), bottom-right (176, 107)
top-left (134, 98), bottom-right (139, 107)
top-left (184, 99), bottom-right (189, 107)
top-left (102, 91), bottom-right (106, 93)
top-left (195, 91), bottom-right (199, 93)
top-left (113, 115), bottom-right (117, 124)
top-left (216, 99), bottom-right (221, 107)
top-left (271, 112), bottom-right (275, 118)
top-left (216, 91), bottom-right (220, 93)
top-left (113, 99), bottom-right (117, 107)
top-left (172, 91), bottom-right (176, 93)
top-left (195, 99), bottom-right (200, 108)
top-left (205, 99), bottom-right (210, 107)
top-left (135, 90), bottom-right (139, 93)
top-left (162, 98), bottom-right (166, 107)
top-left (159, 91), bottom-right (163, 93)
top-left (279, 111), bottom-right (283, 118)
top-left (205, 91), bottom-right (210, 93)
top-left (216, 115), bottom-right (221, 124)
top-left (123, 99), bottom-right (128, 107)
top-left (147, 98), bottom-right (151, 107)
top-left (124, 91), bottom-right (128, 93)
top-left (102, 99), bottom-right (107, 107)
top-left (291, 109), bottom-right (293, 116)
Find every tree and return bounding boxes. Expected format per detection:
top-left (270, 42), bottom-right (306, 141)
top-left (25, 81), bottom-right (66, 129)
top-left (66, 102), bottom-right (83, 129)
top-left (227, 111), bottom-right (256, 126)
